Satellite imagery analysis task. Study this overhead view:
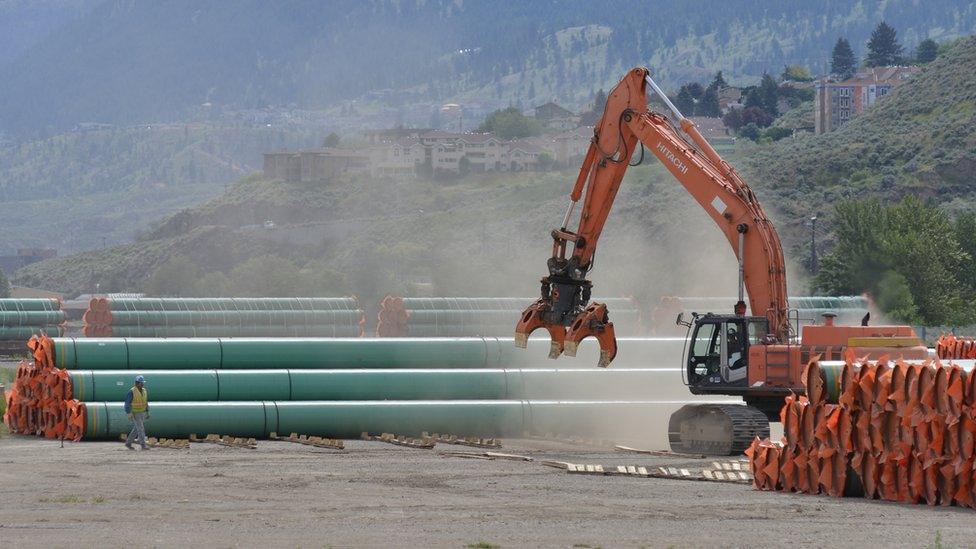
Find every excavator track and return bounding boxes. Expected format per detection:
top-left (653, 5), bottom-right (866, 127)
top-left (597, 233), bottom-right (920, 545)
top-left (668, 404), bottom-right (770, 456)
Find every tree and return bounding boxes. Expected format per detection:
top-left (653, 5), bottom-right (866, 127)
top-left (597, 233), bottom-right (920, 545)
top-left (709, 71), bottom-right (727, 90)
top-left (741, 106), bottom-right (772, 128)
top-left (744, 88), bottom-right (764, 109)
top-left (738, 123), bottom-right (761, 141)
top-left (579, 88), bottom-right (607, 126)
top-left (759, 73), bottom-right (779, 117)
top-left (323, 132), bottom-right (340, 147)
top-left (866, 21), bottom-right (904, 67)
top-left (476, 107), bottom-right (541, 139)
top-left (537, 151), bottom-right (555, 170)
top-left (915, 38), bottom-right (939, 64)
top-left (722, 108), bottom-right (744, 133)
top-left (763, 126), bottom-right (792, 141)
top-left (697, 86), bottom-right (721, 117)
top-left (815, 197), bottom-right (969, 325)
top-left (780, 65), bottom-right (812, 82)
top-left (0, 268), bottom-right (10, 298)
top-left (830, 38), bottom-right (857, 79)
top-left (685, 82), bottom-right (704, 100)
top-left (673, 86), bottom-right (696, 115)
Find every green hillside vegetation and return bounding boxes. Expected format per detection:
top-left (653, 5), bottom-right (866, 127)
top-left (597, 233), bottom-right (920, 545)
top-left (16, 165), bottom-right (750, 306)
top-left (744, 36), bottom-right (976, 249)
top-left (0, 125), bottom-right (319, 251)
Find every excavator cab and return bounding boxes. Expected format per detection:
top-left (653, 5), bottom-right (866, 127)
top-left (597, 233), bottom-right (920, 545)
top-left (682, 313), bottom-right (768, 391)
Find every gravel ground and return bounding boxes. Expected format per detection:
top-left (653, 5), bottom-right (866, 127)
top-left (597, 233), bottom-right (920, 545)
top-left (1, 434), bottom-right (973, 548)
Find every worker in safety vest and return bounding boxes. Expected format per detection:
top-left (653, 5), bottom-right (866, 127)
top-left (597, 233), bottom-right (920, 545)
top-left (124, 375), bottom-right (150, 450)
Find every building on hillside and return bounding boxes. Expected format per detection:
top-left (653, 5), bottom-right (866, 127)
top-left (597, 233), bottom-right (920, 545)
top-left (532, 126), bottom-right (591, 167)
top-left (367, 138), bottom-right (424, 177)
top-left (363, 128), bottom-right (432, 144)
top-left (533, 101), bottom-right (579, 130)
top-left (717, 87), bottom-right (742, 114)
top-left (263, 148), bottom-right (370, 182)
top-left (507, 141), bottom-right (546, 171)
top-left (687, 117), bottom-right (736, 152)
top-left (814, 66), bottom-right (921, 134)
top-left (0, 248), bottom-right (57, 275)
top-left (9, 285), bottom-right (63, 300)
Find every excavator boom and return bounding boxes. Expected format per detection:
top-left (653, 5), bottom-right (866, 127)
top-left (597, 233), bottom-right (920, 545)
top-left (515, 67), bottom-right (789, 365)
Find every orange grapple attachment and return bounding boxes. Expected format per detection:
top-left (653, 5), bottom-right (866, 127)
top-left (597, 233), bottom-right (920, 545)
top-left (514, 298), bottom-right (567, 359)
top-left (562, 302), bottom-right (617, 368)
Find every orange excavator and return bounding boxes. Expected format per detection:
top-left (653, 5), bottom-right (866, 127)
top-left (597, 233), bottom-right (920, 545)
top-left (515, 67), bottom-right (928, 454)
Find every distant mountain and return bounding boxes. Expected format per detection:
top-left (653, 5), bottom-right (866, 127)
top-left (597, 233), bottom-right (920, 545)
top-left (0, 0), bottom-right (98, 68)
top-left (0, 124), bottom-right (321, 251)
top-left (2, 0), bottom-right (974, 135)
top-left (17, 35), bottom-right (976, 300)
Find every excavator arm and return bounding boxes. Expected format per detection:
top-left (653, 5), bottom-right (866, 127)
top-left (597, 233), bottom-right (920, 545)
top-left (515, 67), bottom-right (789, 366)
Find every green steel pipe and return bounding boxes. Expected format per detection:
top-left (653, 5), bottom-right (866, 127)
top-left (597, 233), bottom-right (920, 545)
top-left (0, 298), bottom-right (61, 312)
top-left (82, 399), bottom-right (701, 440)
top-left (0, 326), bottom-right (63, 339)
top-left (68, 368), bottom-right (680, 402)
top-left (108, 310), bottom-right (363, 327)
top-left (0, 311), bottom-right (66, 326)
top-left (107, 297), bottom-right (359, 311)
top-left (400, 297), bottom-right (637, 311)
top-left (50, 337), bottom-right (684, 370)
top-left (405, 309), bottom-right (640, 325)
top-left (106, 325), bottom-right (363, 338)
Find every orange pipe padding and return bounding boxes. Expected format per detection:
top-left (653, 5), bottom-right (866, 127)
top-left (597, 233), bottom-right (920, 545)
top-left (748, 356), bottom-right (976, 507)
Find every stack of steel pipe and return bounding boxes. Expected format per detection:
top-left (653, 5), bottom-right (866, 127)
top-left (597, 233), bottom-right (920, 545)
top-left (0, 299), bottom-right (65, 340)
top-left (748, 356), bottom-right (976, 506)
top-left (649, 295), bottom-right (870, 335)
top-left (81, 297), bottom-right (364, 337)
top-left (4, 335), bottom-right (691, 441)
top-left (376, 296), bottom-right (642, 337)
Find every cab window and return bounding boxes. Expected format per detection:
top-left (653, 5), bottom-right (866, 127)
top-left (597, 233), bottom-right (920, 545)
top-left (748, 320), bottom-right (767, 345)
top-left (692, 323), bottom-right (718, 356)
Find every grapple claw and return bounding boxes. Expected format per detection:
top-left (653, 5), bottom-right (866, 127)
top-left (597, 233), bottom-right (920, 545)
top-left (564, 302), bottom-right (618, 367)
top-left (515, 298), bottom-right (567, 358)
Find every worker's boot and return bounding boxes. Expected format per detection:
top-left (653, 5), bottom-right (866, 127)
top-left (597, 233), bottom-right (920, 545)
top-left (125, 442), bottom-right (134, 450)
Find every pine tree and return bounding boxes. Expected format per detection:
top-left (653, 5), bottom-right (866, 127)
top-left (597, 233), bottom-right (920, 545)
top-left (674, 86), bottom-right (696, 115)
top-left (759, 73), bottom-right (779, 117)
top-left (866, 21), bottom-right (904, 67)
top-left (698, 86), bottom-right (721, 117)
top-left (709, 71), bottom-right (727, 90)
top-left (831, 37), bottom-right (857, 78)
top-left (915, 38), bottom-right (939, 64)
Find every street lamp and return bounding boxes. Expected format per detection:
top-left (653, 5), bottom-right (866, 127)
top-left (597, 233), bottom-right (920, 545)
top-left (809, 215), bottom-right (818, 274)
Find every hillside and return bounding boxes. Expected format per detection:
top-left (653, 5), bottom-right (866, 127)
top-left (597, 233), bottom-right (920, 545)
top-left (0, 124), bottom-right (321, 251)
top-left (744, 35), bottom-right (976, 251)
top-left (15, 36), bottom-right (976, 304)
top-left (16, 166), bottom-right (757, 304)
top-left (1, 0), bottom-right (973, 134)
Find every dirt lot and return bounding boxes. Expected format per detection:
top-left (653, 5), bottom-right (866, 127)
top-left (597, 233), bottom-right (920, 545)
top-left (1, 434), bottom-right (973, 548)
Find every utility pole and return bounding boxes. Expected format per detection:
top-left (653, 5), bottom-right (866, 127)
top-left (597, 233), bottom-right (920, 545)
top-left (809, 215), bottom-right (818, 274)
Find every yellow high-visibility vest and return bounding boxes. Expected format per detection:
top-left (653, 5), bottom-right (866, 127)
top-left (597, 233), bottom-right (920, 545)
top-left (130, 387), bottom-right (148, 413)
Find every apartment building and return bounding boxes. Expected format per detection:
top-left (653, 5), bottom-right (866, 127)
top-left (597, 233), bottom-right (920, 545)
top-left (814, 66), bottom-right (920, 133)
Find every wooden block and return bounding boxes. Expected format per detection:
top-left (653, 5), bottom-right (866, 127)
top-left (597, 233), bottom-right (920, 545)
top-left (637, 466), bottom-right (648, 476)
